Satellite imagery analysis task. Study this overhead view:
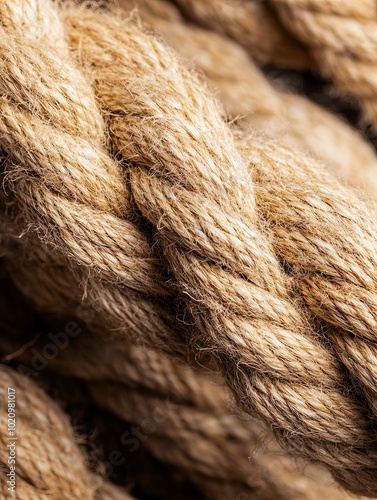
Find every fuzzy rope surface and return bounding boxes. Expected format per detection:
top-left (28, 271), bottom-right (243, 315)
top-left (170, 0), bottom-right (311, 69)
top-left (0, 276), bottom-right (352, 500)
top-left (0, 364), bottom-right (134, 499)
top-left (1, 0), bottom-right (377, 498)
top-left (119, 0), bottom-right (377, 201)
top-left (269, 0), bottom-right (377, 128)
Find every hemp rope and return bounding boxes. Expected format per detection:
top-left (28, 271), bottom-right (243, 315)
top-left (131, 0), bottom-right (377, 134)
top-left (119, 0), bottom-right (377, 202)
top-left (169, 0), bottom-right (311, 69)
top-left (117, 1), bottom-right (377, 416)
top-left (2, 0), bottom-right (377, 498)
top-left (66, 4), bottom-right (377, 494)
top-left (0, 364), bottom-right (134, 499)
top-left (0, 0), bottom-right (190, 358)
top-left (0, 0), bottom-right (354, 448)
top-left (269, 0), bottom-right (377, 128)
top-left (233, 134), bottom-right (377, 417)
top-left (127, 0), bottom-right (377, 403)
top-left (0, 285), bottom-right (353, 500)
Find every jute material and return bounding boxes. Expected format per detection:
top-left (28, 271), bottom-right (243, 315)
top-left (169, 0), bottom-right (311, 69)
top-left (0, 364), bottom-right (134, 499)
top-left (118, 0), bottom-right (377, 201)
top-left (1, 0), bottom-right (377, 498)
top-left (270, 0), bottom-right (377, 127)
top-left (0, 286), bottom-right (354, 500)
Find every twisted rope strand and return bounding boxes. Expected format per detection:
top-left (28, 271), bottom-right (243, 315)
top-left (0, 312), bottom-right (353, 500)
top-left (168, 0), bottom-right (311, 68)
top-left (0, 364), bottom-right (118, 499)
top-left (269, 0), bottom-right (377, 128)
top-left (62, 5), bottom-right (377, 494)
top-left (118, 0), bottom-right (377, 202)
top-left (2, 1), bottom-right (377, 497)
top-left (0, 0), bottom-right (192, 357)
top-left (239, 135), bottom-right (377, 416)
top-left (0, 17), bottom-right (166, 296)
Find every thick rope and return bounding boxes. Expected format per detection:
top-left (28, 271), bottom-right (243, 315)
top-left (0, 364), bottom-right (134, 499)
top-left (1, 0), bottom-right (377, 497)
top-left (238, 134), bottom-right (377, 418)
top-left (118, 0), bottom-right (377, 202)
top-left (269, 0), bottom-right (377, 128)
top-left (164, 0), bottom-right (311, 69)
top-left (62, 4), bottom-right (377, 495)
top-left (0, 296), bottom-right (353, 500)
top-left (0, 0), bottom-right (190, 356)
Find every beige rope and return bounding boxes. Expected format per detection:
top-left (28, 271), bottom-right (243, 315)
top-left (0, 364), bottom-right (134, 499)
top-left (161, 0), bottom-right (311, 68)
top-left (1, 1), bottom-right (377, 497)
top-left (0, 0), bottom-right (189, 357)
top-left (63, 4), bottom-right (377, 494)
top-left (0, 298), bottom-right (353, 500)
top-left (269, 0), bottom-right (377, 127)
top-left (117, 0), bottom-right (377, 202)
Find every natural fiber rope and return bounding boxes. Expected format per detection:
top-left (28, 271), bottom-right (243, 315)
top-left (269, 0), bottom-right (377, 128)
top-left (0, 291), bottom-right (353, 500)
top-left (0, 336), bottom-right (290, 500)
top-left (167, 0), bottom-right (311, 69)
top-left (4, 1), bottom-right (377, 494)
top-left (119, 0), bottom-right (377, 418)
top-left (0, 0), bottom-right (190, 358)
top-left (2, 0), bottom-right (377, 498)
top-left (239, 133), bottom-right (377, 416)
top-left (0, 364), bottom-right (134, 499)
top-left (0, 0), bottom-right (165, 296)
top-left (118, 0), bottom-right (377, 202)
top-left (116, 1), bottom-right (377, 418)
top-left (64, 4), bottom-right (377, 494)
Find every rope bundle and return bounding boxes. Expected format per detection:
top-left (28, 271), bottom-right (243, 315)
top-left (1, 0), bottom-right (377, 498)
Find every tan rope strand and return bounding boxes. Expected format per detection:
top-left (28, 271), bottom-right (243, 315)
top-left (165, 0), bottom-right (311, 69)
top-left (0, 364), bottom-right (114, 499)
top-left (62, 5), bottom-right (377, 494)
top-left (2, 1), bottom-right (377, 496)
top-left (237, 133), bottom-right (377, 417)
top-left (269, 0), bottom-right (377, 128)
top-left (117, 0), bottom-right (377, 203)
top-left (0, 0), bottom-right (192, 356)
top-left (0, 2), bottom-right (168, 297)
top-left (0, 321), bottom-right (353, 500)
